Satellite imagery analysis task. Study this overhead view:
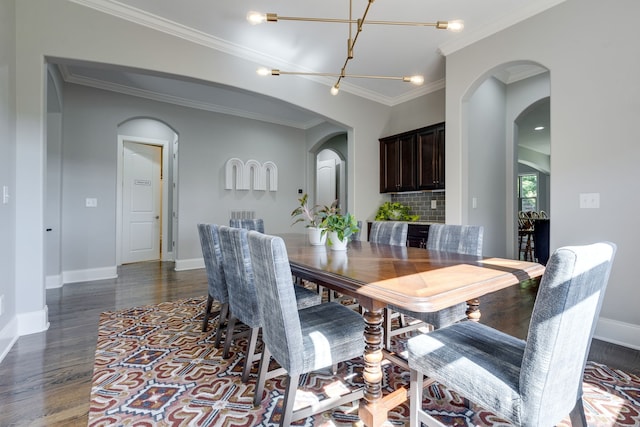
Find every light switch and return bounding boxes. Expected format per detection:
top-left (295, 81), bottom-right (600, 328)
top-left (472, 197), bottom-right (478, 209)
top-left (579, 193), bottom-right (599, 209)
top-left (2, 186), bottom-right (8, 204)
top-left (85, 198), bottom-right (98, 208)
top-left (431, 200), bottom-right (437, 210)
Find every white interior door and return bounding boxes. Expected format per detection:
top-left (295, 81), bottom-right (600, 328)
top-left (316, 158), bottom-right (337, 208)
top-left (122, 142), bottom-right (162, 263)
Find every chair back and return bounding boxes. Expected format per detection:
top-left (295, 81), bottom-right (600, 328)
top-left (520, 242), bottom-right (616, 424)
top-left (229, 218), bottom-right (265, 233)
top-left (218, 226), bottom-right (261, 328)
top-left (426, 224), bottom-right (484, 256)
top-left (369, 221), bottom-right (408, 246)
top-left (196, 224), bottom-right (228, 303)
top-left (247, 231), bottom-right (304, 373)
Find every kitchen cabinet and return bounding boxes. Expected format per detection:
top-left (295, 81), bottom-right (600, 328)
top-left (379, 122), bottom-right (444, 193)
top-left (407, 223), bottom-right (430, 248)
top-left (417, 123), bottom-right (445, 190)
top-left (379, 133), bottom-right (416, 193)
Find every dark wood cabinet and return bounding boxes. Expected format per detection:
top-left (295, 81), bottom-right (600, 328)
top-left (407, 223), bottom-right (430, 248)
top-left (379, 122), bottom-right (444, 193)
top-left (379, 133), bottom-right (417, 193)
top-left (417, 123), bottom-right (445, 190)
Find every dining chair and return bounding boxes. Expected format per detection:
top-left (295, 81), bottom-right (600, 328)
top-left (247, 231), bottom-right (365, 426)
top-left (368, 220), bottom-right (408, 246)
top-left (406, 241), bottom-right (616, 427)
top-left (196, 224), bottom-right (229, 347)
top-left (229, 218), bottom-right (264, 233)
top-left (384, 224), bottom-right (484, 349)
top-left (217, 226), bottom-right (321, 383)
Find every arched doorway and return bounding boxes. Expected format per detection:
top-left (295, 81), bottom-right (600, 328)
top-left (464, 62), bottom-right (550, 258)
top-left (116, 118), bottom-right (178, 265)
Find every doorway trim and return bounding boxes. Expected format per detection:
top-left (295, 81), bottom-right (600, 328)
top-left (116, 135), bottom-right (170, 266)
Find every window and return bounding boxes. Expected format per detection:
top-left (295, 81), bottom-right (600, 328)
top-left (518, 173), bottom-right (538, 212)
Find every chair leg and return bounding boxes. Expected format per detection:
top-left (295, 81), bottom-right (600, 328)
top-left (281, 373), bottom-right (300, 427)
top-left (214, 302), bottom-right (229, 348)
top-left (253, 346), bottom-right (272, 406)
top-left (201, 295), bottom-right (214, 332)
top-left (223, 315), bottom-right (238, 359)
top-left (569, 397), bottom-right (588, 427)
top-left (241, 327), bottom-right (260, 383)
top-left (409, 369), bottom-right (424, 427)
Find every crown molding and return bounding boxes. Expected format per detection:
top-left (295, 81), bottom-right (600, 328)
top-left (438, 0), bottom-right (568, 56)
top-left (60, 65), bottom-right (325, 129)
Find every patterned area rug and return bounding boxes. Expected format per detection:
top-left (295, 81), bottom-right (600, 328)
top-left (88, 297), bottom-right (640, 426)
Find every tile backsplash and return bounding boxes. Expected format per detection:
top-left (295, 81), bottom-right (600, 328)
top-left (391, 192), bottom-right (445, 223)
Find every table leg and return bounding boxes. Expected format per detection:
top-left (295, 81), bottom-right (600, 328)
top-left (358, 307), bottom-right (407, 427)
top-left (466, 298), bottom-right (481, 321)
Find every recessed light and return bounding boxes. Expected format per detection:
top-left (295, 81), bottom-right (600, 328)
top-left (534, 126), bottom-right (545, 131)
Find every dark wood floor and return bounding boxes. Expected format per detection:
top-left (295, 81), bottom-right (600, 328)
top-left (0, 262), bottom-right (638, 426)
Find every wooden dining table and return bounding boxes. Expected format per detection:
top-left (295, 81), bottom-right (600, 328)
top-left (280, 233), bottom-right (545, 427)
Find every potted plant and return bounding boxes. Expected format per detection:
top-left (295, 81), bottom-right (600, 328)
top-left (320, 201), bottom-right (359, 250)
top-left (291, 193), bottom-right (326, 245)
top-left (374, 201), bottom-right (419, 222)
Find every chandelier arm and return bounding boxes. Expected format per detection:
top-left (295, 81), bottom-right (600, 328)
top-left (334, 0), bottom-right (374, 90)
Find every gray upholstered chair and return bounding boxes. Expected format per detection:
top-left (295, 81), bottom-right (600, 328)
top-left (247, 231), bottom-right (365, 426)
top-left (368, 220), bottom-right (408, 246)
top-left (384, 224), bottom-right (484, 349)
top-left (196, 224), bottom-right (229, 348)
top-left (407, 241), bottom-right (616, 427)
top-left (217, 226), bottom-right (321, 383)
top-left (229, 218), bottom-right (264, 233)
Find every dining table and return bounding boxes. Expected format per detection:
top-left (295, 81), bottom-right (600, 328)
top-left (280, 233), bottom-right (545, 427)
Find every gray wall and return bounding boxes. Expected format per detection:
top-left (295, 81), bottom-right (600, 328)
top-left (61, 83), bottom-right (308, 267)
top-left (467, 77), bottom-right (507, 257)
top-left (445, 0), bottom-right (640, 344)
top-left (0, 0), bottom-right (16, 338)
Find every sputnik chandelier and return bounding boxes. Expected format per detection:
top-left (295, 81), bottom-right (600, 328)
top-left (247, 0), bottom-right (463, 95)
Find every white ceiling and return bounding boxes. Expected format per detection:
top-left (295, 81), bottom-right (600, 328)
top-left (57, 0), bottom-right (558, 136)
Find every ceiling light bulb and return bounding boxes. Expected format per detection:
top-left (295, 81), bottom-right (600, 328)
top-left (534, 126), bottom-right (545, 131)
top-left (447, 20), bottom-right (464, 32)
top-left (330, 85), bottom-right (340, 96)
top-left (256, 67), bottom-right (270, 76)
top-left (408, 75), bottom-right (424, 85)
top-left (247, 11), bottom-right (267, 25)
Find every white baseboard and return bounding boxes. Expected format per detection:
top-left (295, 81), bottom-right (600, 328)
top-left (174, 258), bottom-right (204, 271)
top-left (17, 306), bottom-right (49, 336)
top-left (62, 266), bottom-right (118, 284)
top-left (594, 316), bottom-right (640, 351)
top-left (0, 317), bottom-right (19, 364)
top-left (46, 274), bottom-right (63, 289)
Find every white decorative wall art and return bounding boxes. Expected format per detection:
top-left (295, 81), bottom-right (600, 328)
top-left (225, 158), bottom-right (278, 191)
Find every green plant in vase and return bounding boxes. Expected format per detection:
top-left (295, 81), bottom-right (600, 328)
top-left (320, 201), bottom-right (359, 249)
top-left (290, 193), bottom-right (323, 228)
top-left (291, 193), bottom-right (327, 245)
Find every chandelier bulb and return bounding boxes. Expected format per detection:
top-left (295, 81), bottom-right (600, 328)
top-left (330, 85), bottom-right (340, 96)
top-left (256, 67), bottom-right (270, 76)
top-left (447, 20), bottom-right (464, 32)
top-left (247, 11), bottom-right (267, 25)
top-left (403, 75), bottom-right (424, 85)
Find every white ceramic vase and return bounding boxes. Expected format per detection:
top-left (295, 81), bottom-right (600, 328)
top-left (327, 231), bottom-right (348, 251)
top-left (307, 227), bottom-right (327, 246)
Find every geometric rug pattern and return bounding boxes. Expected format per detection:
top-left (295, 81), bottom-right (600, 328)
top-left (88, 297), bottom-right (640, 426)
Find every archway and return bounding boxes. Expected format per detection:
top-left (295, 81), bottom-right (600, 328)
top-left (464, 62), bottom-right (549, 258)
top-left (116, 118), bottom-right (179, 265)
